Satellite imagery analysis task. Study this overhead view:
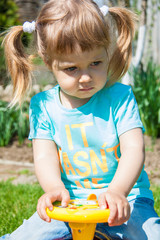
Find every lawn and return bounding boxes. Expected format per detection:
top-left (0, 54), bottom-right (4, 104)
top-left (0, 181), bottom-right (43, 235)
top-left (0, 181), bottom-right (159, 236)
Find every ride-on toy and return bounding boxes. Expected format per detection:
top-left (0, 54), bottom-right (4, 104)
top-left (46, 194), bottom-right (110, 240)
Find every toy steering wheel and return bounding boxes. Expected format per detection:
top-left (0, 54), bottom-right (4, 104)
top-left (46, 194), bottom-right (110, 240)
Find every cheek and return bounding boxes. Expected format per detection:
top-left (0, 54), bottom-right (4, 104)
top-left (95, 70), bottom-right (107, 82)
top-left (96, 73), bottom-right (108, 89)
top-left (58, 77), bottom-right (77, 92)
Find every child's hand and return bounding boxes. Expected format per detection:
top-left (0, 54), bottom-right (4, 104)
top-left (37, 187), bottom-right (70, 222)
top-left (98, 190), bottom-right (130, 226)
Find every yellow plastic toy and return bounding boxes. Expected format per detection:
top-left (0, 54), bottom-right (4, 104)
top-left (46, 194), bottom-right (110, 240)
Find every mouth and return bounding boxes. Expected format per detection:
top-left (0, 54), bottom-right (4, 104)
top-left (79, 87), bottom-right (94, 92)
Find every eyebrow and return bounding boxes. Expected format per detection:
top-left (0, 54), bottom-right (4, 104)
top-left (56, 51), bottom-right (106, 69)
top-left (58, 62), bottom-right (76, 68)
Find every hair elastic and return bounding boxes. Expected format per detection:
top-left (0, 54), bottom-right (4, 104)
top-left (100, 5), bottom-right (109, 16)
top-left (23, 21), bottom-right (35, 33)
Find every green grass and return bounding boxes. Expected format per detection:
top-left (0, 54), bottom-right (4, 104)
top-left (151, 184), bottom-right (160, 216)
top-left (0, 181), bottom-right (159, 236)
top-left (0, 181), bottom-right (43, 235)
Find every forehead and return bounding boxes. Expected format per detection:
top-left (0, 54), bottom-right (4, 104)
top-left (53, 47), bottom-right (107, 67)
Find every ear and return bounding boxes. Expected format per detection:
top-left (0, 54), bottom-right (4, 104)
top-left (43, 57), bottom-right (53, 70)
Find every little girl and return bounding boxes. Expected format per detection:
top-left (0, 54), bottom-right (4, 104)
top-left (1, 0), bottom-right (160, 239)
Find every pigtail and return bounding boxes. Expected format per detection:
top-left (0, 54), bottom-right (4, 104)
top-left (2, 26), bottom-right (33, 107)
top-left (107, 7), bottom-right (137, 83)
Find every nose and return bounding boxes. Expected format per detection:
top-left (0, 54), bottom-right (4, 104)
top-left (79, 70), bottom-right (92, 83)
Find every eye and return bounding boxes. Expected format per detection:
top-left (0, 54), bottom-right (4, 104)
top-left (90, 61), bottom-right (102, 66)
top-left (64, 66), bottom-right (77, 72)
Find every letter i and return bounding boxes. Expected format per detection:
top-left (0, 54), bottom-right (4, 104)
top-left (65, 125), bottom-right (73, 150)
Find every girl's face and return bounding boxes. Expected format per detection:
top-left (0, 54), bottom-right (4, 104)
top-left (52, 47), bottom-right (108, 108)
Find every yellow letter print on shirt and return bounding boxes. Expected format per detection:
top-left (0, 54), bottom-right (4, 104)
top-left (59, 123), bottom-right (119, 176)
top-left (65, 122), bottom-right (93, 150)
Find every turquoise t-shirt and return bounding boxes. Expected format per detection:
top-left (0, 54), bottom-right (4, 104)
top-left (28, 83), bottom-right (153, 201)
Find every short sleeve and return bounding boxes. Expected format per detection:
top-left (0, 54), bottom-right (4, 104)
top-left (114, 86), bottom-right (144, 136)
top-left (28, 94), bottom-right (54, 140)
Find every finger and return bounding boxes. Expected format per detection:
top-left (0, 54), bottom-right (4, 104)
top-left (110, 201), bottom-right (130, 226)
top-left (98, 194), bottom-right (107, 209)
top-left (108, 201), bottom-right (118, 226)
top-left (37, 198), bottom-right (43, 219)
top-left (37, 198), bottom-right (51, 222)
top-left (117, 200), bottom-right (130, 224)
top-left (45, 196), bottom-right (53, 211)
top-left (116, 202), bottom-right (125, 226)
top-left (41, 201), bottom-right (51, 222)
top-left (123, 201), bottom-right (130, 222)
top-left (61, 190), bottom-right (70, 207)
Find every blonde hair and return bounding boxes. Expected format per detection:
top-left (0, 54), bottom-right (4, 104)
top-left (2, 0), bottom-right (137, 106)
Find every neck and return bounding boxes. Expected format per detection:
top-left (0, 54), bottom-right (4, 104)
top-left (59, 90), bottom-right (91, 109)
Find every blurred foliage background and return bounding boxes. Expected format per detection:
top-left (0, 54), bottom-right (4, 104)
top-left (0, 0), bottom-right (20, 86)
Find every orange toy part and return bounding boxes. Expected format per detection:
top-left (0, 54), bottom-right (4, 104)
top-left (46, 194), bottom-right (110, 240)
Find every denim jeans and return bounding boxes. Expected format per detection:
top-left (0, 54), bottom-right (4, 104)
top-left (1, 198), bottom-right (160, 240)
